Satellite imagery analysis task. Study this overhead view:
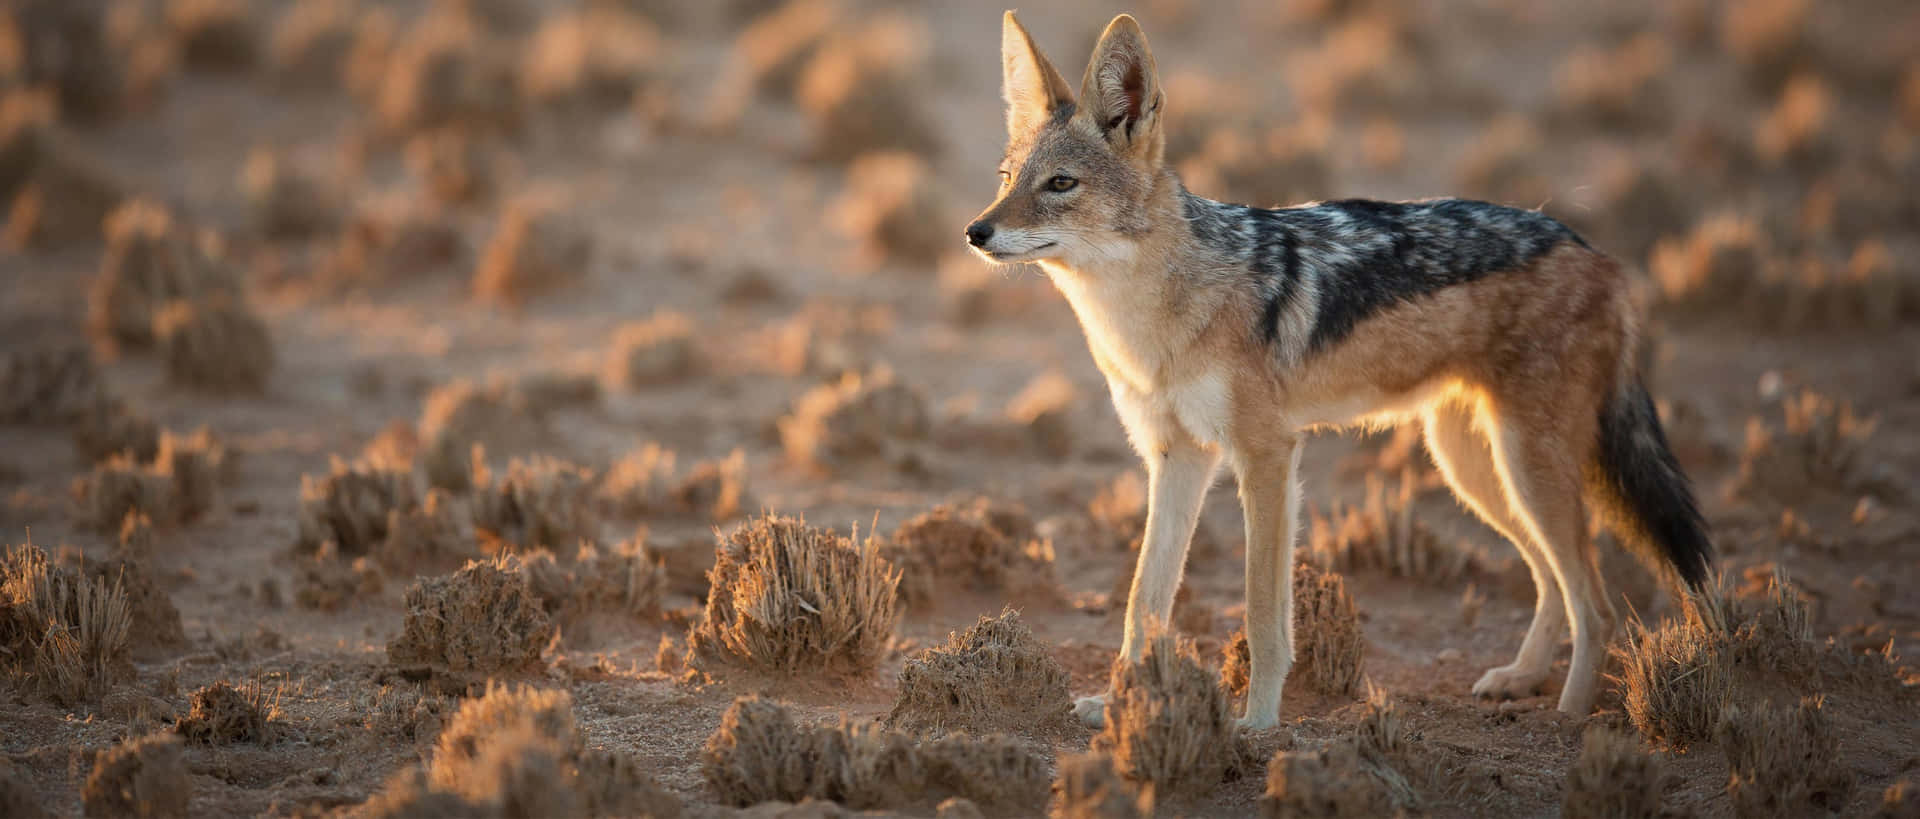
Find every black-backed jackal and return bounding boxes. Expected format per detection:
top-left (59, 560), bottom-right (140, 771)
top-left (968, 12), bottom-right (1713, 730)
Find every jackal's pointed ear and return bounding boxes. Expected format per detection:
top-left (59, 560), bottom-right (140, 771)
top-left (1002, 11), bottom-right (1073, 138)
top-left (1079, 14), bottom-right (1163, 162)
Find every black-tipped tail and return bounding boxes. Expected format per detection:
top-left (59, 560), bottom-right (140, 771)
top-left (1590, 379), bottom-right (1713, 589)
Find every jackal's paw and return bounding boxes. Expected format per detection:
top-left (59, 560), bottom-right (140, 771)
top-left (1235, 712), bottom-right (1280, 733)
top-left (1073, 694), bottom-right (1106, 728)
top-left (1471, 663), bottom-right (1550, 700)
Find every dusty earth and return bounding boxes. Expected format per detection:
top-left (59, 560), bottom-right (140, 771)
top-left (2, 0), bottom-right (1918, 816)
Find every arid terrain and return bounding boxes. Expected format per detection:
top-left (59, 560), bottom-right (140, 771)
top-left (2, 0), bottom-right (1917, 816)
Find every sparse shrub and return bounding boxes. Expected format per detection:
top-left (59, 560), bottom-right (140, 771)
top-left (882, 499), bottom-right (1055, 608)
top-left (1615, 597), bottom-right (1736, 749)
top-left (1052, 752), bottom-right (1151, 819)
top-left (1753, 74), bottom-right (1830, 168)
top-left (470, 455), bottom-right (597, 554)
top-left (175, 680), bottom-right (279, 745)
top-left (386, 555), bottom-right (555, 683)
top-left (828, 152), bottom-right (954, 270)
top-left (599, 443), bottom-right (749, 522)
top-left (1563, 725), bottom-right (1674, 819)
top-left (1092, 632), bottom-right (1238, 797)
top-left (73, 429), bottom-right (223, 530)
top-left (1551, 33), bottom-right (1672, 129)
top-left (1734, 390), bottom-right (1876, 502)
top-left (0, 92), bottom-right (123, 250)
top-left (703, 695), bottom-right (1048, 811)
top-left (417, 379), bottom-right (526, 492)
top-left (521, 538), bottom-right (668, 620)
top-left (319, 195), bottom-right (466, 287)
top-left (166, 0), bottom-right (257, 72)
top-left (153, 296), bottom-right (275, 393)
top-left (794, 15), bottom-right (939, 163)
top-left (1306, 470), bottom-right (1485, 584)
top-left (1649, 213), bottom-right (1768, 316)
top-left (83, 554), bottom-right (185, 661)
top-left (887, 608), bottom-right (1072, 736)
top-left (89, 200), bottom-right (239, 354)
top-left (267, 0), bottom-right (357, 91)
top-left (365, 684), bottom-right (452, 745)
top-left (473, 197), bottom-right (593, 307)
top-left (603, 312), bottom-right (698, 389)
top-left (2, 543), bottom-right (133, 704)
top-left (1719, 0), bottom-right (1810, 87)
top-left (520, 6), bottom-right (663, 112)
top-left (71, 398), bottom-right (161, 465)
top-left (294, 458), bottom-right (418, 557)
top-left (1260, 741), bottom-right (1393, 818)
top-left (1290, 562), bottom-right (1366, 697)
top-left (405, 128), bottom-right (496, 205)
top-left (82, 732), bottom-right (191, 818)
top-left (1718, 698), bottom-right (1854, 817)
top-left (430, 684), bottom-right (579, 789)
top-left (376, 489), bottom-right (474, 572)
top-left (293, 542), bottom-right (385, 610)
top-left (239, 148), bottom-right (341, 238)
top-left (1, 348), bottom-right (102, 426)
top-left (373, 11), bottom-right (519, 137)
top-left (686, 516), bottom-right (900, 678)
top-left (778, 368), bottom-right (930, 472)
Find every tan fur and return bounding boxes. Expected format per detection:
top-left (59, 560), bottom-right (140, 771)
top-left (979, 13), bottom-right (1645, 729)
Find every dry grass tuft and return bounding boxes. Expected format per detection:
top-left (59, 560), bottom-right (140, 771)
top-left (1880, 778), bottom-right (1920, 818)
top-left (794, 15), bottom-right (940, 163)
top-left (152, 295), bottom-right (275, 393)
top-left (472, 197), bottom-right (593, 307)
top-left (1, 348), bottom-right (102, 425)
top-left (521, 537), bottom-right (669, 620)
top-left (1290, 562), bottom-right (1367, 697)
top-left (1052, 752), bottom-right (1152, 819)
top-left (418, 378), bottom-right (525, 492)
top-left (0, 91), bottom-right (124, 250)
top-left (520, 5), bottom-right (662, 113)
top-left (828, 151), bottom-right (954, 271)
top-left (1718, 697), bottom-right (1855, 816)
top-left (687, 516), bottom-right (900, 678)
top-left (881, 498), bottom-right (1056, 609)
top-left (376, 488), bottom-right (474, 572)
top-left (1753, 74), bottom-right (1829, 168)
top-left (82, 732), bottom-right (191, 819)
top-left (267, 0), bottom-right (357, 91)
top-left (1306, 470), bottom-right (1485, 585)
top-left (470, 455), bottom-right (598, 554)
top-left (1615, 596), bottom-right (1736, 750)
top-left (238, 148), bottom-right (341, 238)
top-left (1649, 212), bottom-right (1767, 315)
top-left (2, 543), bottom-right (134, 704)
top-left (1260, 741), bottom-right (1394, 818)
top-left (386, 555), bottom-right (555, 683)
top-left (318, 195), bottom-right (466, 288)
top-left (1455, 114), bottom-right (1551, 208)
top-left (166, 0), bottom-right (258, 72)
top-left (372, 10), bottom-right (518, 137)
top-left (1562, 725), bottom-right (1676, 819)
top-left (778, 368), bottom-right (930, 473)
top-left (293, 541), bottom-right (385, 610)
top-left (75, 428), bottom-right (226, 530)
top-left (886, 608), bottom-right (1072, 736)
top-left (71, 398), bottom-right (161, 465)
top-left (83, 553), bottom-right (185, 661)
top-left (294, 457), bottom-right (418, 557)
top-left (603, 311), bottom-right (699, 389)
top-left (1092, 632), bottom-right (1239, 797)
top-left (1551, 33), bottom-right (1672, 129)
top-left (1177, 124), bottom-right (1332, 209)
top-left (1733, 390), bottom-right (1877, 502)
top-left (405, 128), bottom-right (497, 205)
top-left (1719, 0), bottom-right (1810, 87)
top-left (599, 443), bottom-right (749, 522)
top-left (703, 695), bottom-right (1048, 811)
top-left (89, 200), bottom-right (240, 354)
top-left (175, 680), bottom-right (280, 745)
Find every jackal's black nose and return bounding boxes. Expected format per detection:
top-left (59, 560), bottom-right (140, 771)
top-left (965, 221), bottom-right (994, 247)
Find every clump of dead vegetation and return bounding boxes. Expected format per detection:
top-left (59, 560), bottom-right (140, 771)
top-left (238, 148), bottom-right (341, 239)
top-left (71, 397), bottom-right (162, 465)
top-left (1052, 752), bottom-right (1152, 819)
top-left (1562, 725), bottom-right (1676, 819)
top-left (416, 378), bottom-right (528, 492)
top-left (886, 608), bottom-right (1072, 737)
top-left (386, 555), bottom-right (556, 685)
top-left (470, 455), bottom-right (598, 554)
top-left (1652, 215), bottom-right (1917, 330)
top-left (1550, 33), bottom-right (1672, 130)
top-left (1261, 691), bottom-right (1430, 816)
top-left (166, 0), bottom-right (259, 72)
top-left (266, 0), bottom-right (358, 91)
top-left (293, 541), bottom-right (385, 611)
top-left (598, 443), bottom-right (748, 522)
top-left (0, 91), bottom-right (125, 250)
top-left (1093, 632), bottom-right (1240, 798)
top-left (175, 680), bottom-right (280, 745)
top-left (1718, 697), bottom-right (1855, 816)
top-left (360, 684), bottom-right (681, 818)
top-left (1753, 74), bottom-right (1830, 169)
top-left (1176, 123), bottom-right (1333, 209)
top-left (778, 367), bottom-right (930, 473)
top-left (293, 458), bottom-right (418, 557)
top-left (519, 4), bottom-right (663, 114)
top-left (828, 151), bottom-right (954, 271)
top-left (317, 194), bottom-right (466, 288)
top-left (153, 296), bottom-right (275, 393)
top-left (686, 515), bottom-right (900, 678)
top-left (520, 537), bottom-right (669, 621)
top-left (1718, 0), bottom-right (1811, 88)
top-left (2, 543), bottom-right (133, 704)
top-left (82, 733), bottom-right (191, 819)
top-left (405, 129), bottom-right (497, 205)
top-left (1455, 114), bottom-right (1552, 208)
top-left (72, 429), bottom-right (225, 530)
top-left (793, 14), bottom-right (940, 163)
top-left (81, 550), bottom-right (186, 661)
top-left (603, 311), bottom-right (699, 388)
top-left (1733, 390), bottom-right (1877, 503)
top-left (89, 200), bottom-right (240, 355)
top-left (371, 9), bottom-right (519, 138)
top-left (1306, 470), bottom-right (1489, 585)
top-left (881, 498), bottom-right (1056, 609)
top-left (702, 695), bottom-right (1048, 811)
top-left (472, 197), bottom-right (593, 307)
top-left (1292, 562), bottom-right (1367, 696)
top-left (1, 347), bottom-right (103, 426)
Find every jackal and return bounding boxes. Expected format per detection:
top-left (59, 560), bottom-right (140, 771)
top-left (968, 12), bottom-right (1712, 730)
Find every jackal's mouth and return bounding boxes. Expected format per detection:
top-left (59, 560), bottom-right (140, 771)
top-left (980, 242), bottom-right (1055, 262)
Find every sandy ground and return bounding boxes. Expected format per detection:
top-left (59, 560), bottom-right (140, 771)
top-left (2, 0), bottom-right (1918, 816)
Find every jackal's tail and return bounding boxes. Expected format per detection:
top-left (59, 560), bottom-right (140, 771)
top-left (1588, 378), bottom-right (1713, 589)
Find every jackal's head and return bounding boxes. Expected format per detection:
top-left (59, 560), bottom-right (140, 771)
top-left (967, 12), bottom-right (1167, 267)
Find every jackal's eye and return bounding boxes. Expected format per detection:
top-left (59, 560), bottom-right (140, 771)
top-left (1046, 175), bottom-right (1078, 192)
top-left (997, 170), bottom-right (1012, 187)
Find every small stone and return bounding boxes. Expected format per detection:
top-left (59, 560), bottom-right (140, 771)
top-left (1436, 648), bottom-right (1462, 663)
